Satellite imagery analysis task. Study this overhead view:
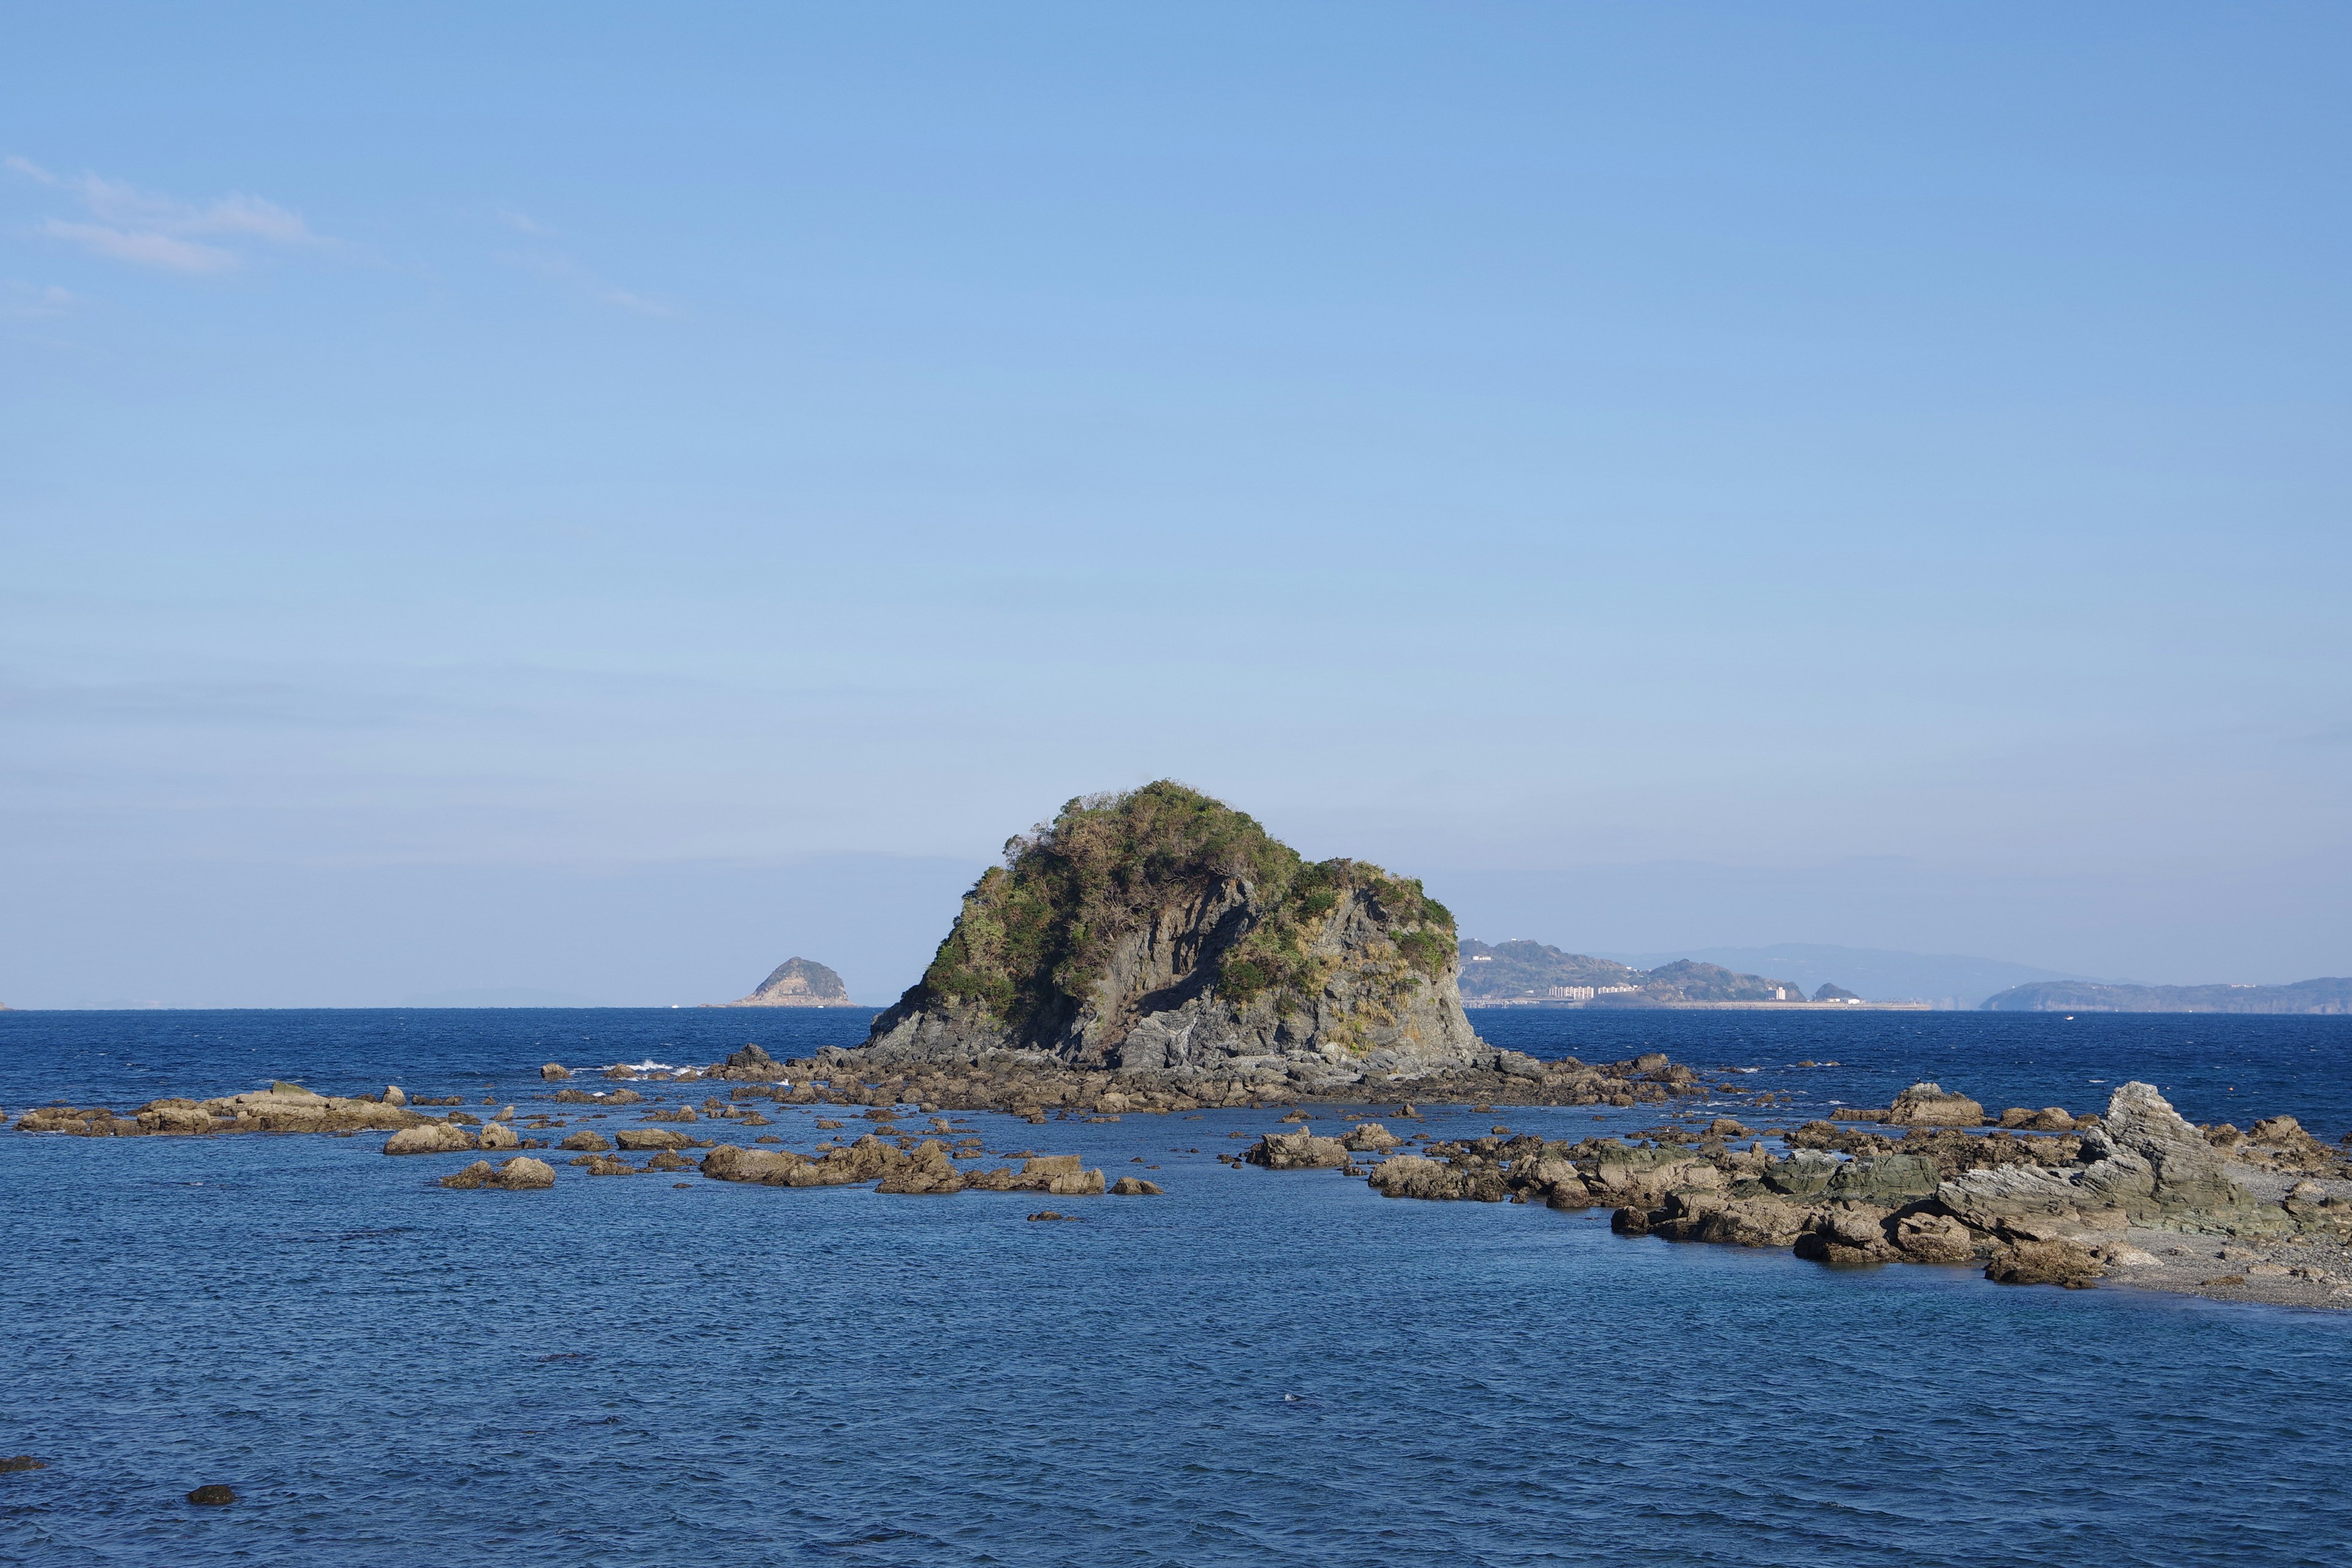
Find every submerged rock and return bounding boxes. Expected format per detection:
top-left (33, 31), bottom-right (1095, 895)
top-left (186, 1485), bottom-right (235, 1506)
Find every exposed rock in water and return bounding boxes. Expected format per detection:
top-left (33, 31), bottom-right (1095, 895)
top-left (705, 1044), bottom-right (787, 1081)
top-left (0, 1456), bottom-right (46, 1474)
top-left (382, 1121), bottom-right (477, 1156)
top-left (718, 957), bottom-right (855, 1008)
top-left (1888, 1082), bottom-right (1987, 1128)
top-left (559, 1130), bottom-right (611, 1152)
top-left (20, 1085), bottom-right (435, 1139)
top-left (1345, 1082), bottom-right (2352, 1305)
top-left (1243, 1129), bottom-right (1351, 1170)
top-left (440, 1156), bottom-right (556, 1189)
top-left (1110, 1177), bottom-right (1164, 1195)
top-left (1341, 1121), bottom-right (1401, 1151)
top-left (698, 1139), bottom-right (1102, 1196)
top-left (851, 782), bottom-right (1485, 1089)
top-left (186, 1485), bottom-right (235, 1506)
top-left (540, 1063), bottom-right (571, 1081)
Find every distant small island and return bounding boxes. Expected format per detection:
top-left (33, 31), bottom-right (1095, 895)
top-left (712, 957), bottom-right (856, 1008)
top-left (1457, 939), bottom-right (1899, 1008)
top-left (1984, 977), bottom-right (2352, 1014)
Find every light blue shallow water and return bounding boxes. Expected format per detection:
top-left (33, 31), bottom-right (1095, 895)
top-left (3, 1008), bottom-right (2348, 1566)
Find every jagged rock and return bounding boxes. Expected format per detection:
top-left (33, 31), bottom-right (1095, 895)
top-left (1341, 1121), bottom-right (1401, 1151)
top-left (1244, 1130), bottom-right (1351, 1170)
top-left (1888, 1082), bottom-right (1986, 1128)
top-left (876, 1140), bottom-right (966, 1194)
top-left (559, 1130), bottom-right (611, 1152)
top-left (1110, 1177), bottom-right (1164, 1194)
top-left (706, 1043), bottom-right (790, 1081)
top-left (383, 1122), bottom-right (475, 1155)
top-left (540, 1063), bottom-right (571, 1081)
top-left (1942, 1082), bottom-right (2266, 1234)
top-left (1794, 1202), bottom-right (1901, 1265)
top-left (1985, 1237), bottom-right (2101, 1287)
top-left (853, 782), bottom-right (1485, 1086)
top-left (1368, 1155), bottom-right (1471, 1200)
top-left (1649, 1191), bottom-right (1811, 1247)
top-left (1588, 1153), bottom-right (1720, 1210)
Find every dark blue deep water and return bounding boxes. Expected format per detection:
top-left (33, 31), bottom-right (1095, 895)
top-left (4, 1008), bottom-right (2349, 1567)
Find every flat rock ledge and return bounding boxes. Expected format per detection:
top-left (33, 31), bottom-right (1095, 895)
top-left (682, 1043), bottom-right (1709, 1116)
top-left (1327, 1080), bottom-right (2352, 1310)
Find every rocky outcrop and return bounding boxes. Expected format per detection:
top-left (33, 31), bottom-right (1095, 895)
top-left (440, 1156), bottom-right (556, 1190)
top-left (540, 1063), bottom-right (571, 1080)
top-left (704, 1044), bottom-right (789, 1082)
top-left (21, 1084), bottom-right (434, 1140)
top-left (1110, 1177), bottom-right (1164, 1195)
top-left (718, 957), bottom-right (854, 1008)
top-left (1343, 1082), bottom-right (2350, 1302)
top-left (383, 1121), bottom-right (476, 1155)
top-left (1888, 1082), bottom-right (1986, 1128)
top-left (698, 1139), bottom-right (1103, 1197)
top-left (853, 783), bottom-right (1485, 1088)
top-left (1243, 1129), bottom-right (1351, 1170)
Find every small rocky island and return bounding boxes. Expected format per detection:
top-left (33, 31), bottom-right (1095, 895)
top-left (857, 782), bottom-right (1487, 1088)
top-left (714, 956), bottom-right (855, 1008)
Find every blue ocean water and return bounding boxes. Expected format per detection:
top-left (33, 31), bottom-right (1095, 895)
top-left (3, 1007), bottom-right (2348, 1567)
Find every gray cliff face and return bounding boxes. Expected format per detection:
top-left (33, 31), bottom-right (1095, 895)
top-left (860, 875), bottom-right (1486, 1086)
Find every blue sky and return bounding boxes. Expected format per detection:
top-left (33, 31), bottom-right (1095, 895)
top-left (3, 4), bottom-right (2347, 1005)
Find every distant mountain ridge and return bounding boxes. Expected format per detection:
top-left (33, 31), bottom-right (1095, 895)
top-left (1599, 943), bottom-right (2082, 1009)
top-left (1983, 978), bottom-right (2352, 1014)
top-left (1458, 940), bottom-right (1807, 1006)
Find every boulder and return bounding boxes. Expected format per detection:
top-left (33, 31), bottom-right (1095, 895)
top-left (1243, 1130), bottom-right (1352, 1170)
top-left (1649, 1191), bottom-right (1811, 1248)
top-left (615, 1128), bottom-right (695, 1152)
top-left (1888, 1082), bottom-right (1986, 1128)
top-left (1890, 1211), bottom-right (1978, 1264)
top-left (476, 1121), bottom-right (521, 1151)
top-left (1985, 1237), bottom-right (2101, 1287)
top-left (699, 1145), bottom-right (810, 1184)
top-left (571, 1154), bottom-right (637, 1175)
top-left (383, 1085), bottom-right (407, 1106)
top-left (559, 1130), bottom-right (611, 1152)
top-left (1793, 1202), bottom-right (1900, 1265)
top-left (1341, 1121), bottom-right (1401, 1151)
top-left (1110, 1177), bottom-right (1165, 1195)
top-left (186, 1485), bottom-right (235, 1506)
top-left (540, 1063), bottom-right (571, 1081)
top-left (383, 1122), bottom-right (475, 1156)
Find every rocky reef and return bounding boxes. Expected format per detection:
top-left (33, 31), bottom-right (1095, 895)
top-left (853, 782), bottom-right (1484, 1088)
top-left (1318, 1080), bottom-right (2352, 1306)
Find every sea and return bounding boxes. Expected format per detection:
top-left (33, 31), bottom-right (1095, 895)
top-left (2, 1006), bottom-right (2348, 1567)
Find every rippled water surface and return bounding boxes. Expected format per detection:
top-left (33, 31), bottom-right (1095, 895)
top-left (4, 1008), bottom-right (2349, 1566)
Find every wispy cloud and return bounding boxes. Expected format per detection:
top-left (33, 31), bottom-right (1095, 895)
top-left (1, 279), bottom-right (74, 318)
top-left (491, 207), bottom-right (681, 318)
top-left (9, 156), bottom-right (334, 274)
